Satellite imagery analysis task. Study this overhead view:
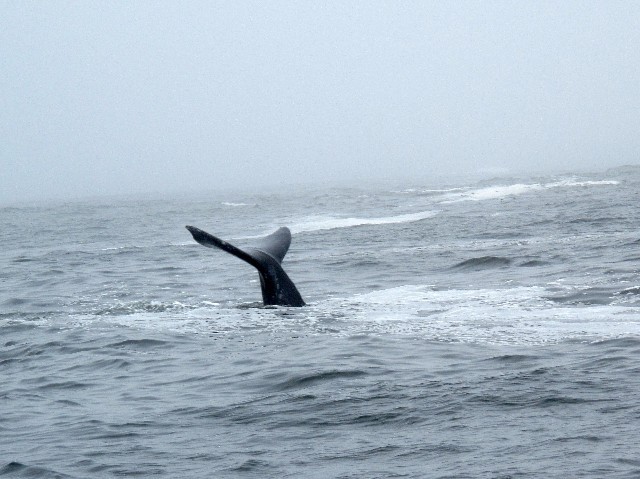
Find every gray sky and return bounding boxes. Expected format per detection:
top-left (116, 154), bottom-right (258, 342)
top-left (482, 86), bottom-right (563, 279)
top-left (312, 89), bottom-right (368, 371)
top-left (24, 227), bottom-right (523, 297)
top-left (1, 1), bottom-right (639, 204)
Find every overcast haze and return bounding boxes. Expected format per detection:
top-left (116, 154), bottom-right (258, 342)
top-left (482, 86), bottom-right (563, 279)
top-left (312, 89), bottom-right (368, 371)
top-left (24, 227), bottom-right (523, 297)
top-left (1, 1), bottom-right (639, 204)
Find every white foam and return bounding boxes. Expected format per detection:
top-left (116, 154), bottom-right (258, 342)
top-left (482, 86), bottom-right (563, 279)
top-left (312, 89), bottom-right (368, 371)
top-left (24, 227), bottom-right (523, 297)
top-left (398, 187), bottom-right (466, 194)
top-left (440, 179), bottom-right (619, 203)
top-left (440, 183), bottom-right (542, 203)
top-left (39, 283), bottom-right (640, 344)
top-left (289, 210), bottom-right (439, 234)
top-left (315, 284), bottom-right (640, 344)
top-left (555, 180), bottom-right (619, 187)
top-left (221, 202), bottom-right (251, 207)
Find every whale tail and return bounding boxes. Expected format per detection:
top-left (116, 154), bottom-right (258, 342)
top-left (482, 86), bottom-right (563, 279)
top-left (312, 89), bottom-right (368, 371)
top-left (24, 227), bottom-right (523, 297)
top-left (185, 225), bottom-right (305, 307)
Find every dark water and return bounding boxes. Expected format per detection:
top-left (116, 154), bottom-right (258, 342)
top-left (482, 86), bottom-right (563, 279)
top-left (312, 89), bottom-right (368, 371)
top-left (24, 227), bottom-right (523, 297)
top-left (2, 166), bottom-right (640, 477)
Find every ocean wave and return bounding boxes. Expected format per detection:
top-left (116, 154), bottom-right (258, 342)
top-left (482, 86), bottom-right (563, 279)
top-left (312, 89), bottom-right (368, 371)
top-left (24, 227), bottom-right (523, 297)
top-left (266, 369), bottom-right (368, 392)
top-left (451, 256), bottom-right (512, 270)
top-left (548, 285), bottom-right (640, 306)
top-left (440, 179), bottom-right (619, 203)
top-left (397, 187), bottom-right (466, 195)
top-left (0, 461), bottom-right (77, 478)
top-left (290, 210), bottom-right (439, 234)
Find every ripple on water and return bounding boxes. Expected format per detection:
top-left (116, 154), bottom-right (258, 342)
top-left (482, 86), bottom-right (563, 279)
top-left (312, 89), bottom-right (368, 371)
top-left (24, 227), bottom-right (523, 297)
top-left (267, 369), bottom-right (368, 392)
top-left (0, 461), bottom-right (77, 478)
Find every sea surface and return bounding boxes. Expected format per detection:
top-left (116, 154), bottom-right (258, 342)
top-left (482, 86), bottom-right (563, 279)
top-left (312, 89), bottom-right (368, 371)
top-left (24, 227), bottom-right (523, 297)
top-left (2, 166), bottom-right (640, 478)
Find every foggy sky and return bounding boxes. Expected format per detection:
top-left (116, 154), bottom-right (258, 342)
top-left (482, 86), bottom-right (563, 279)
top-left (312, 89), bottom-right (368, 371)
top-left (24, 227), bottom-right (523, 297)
top-left (1, 1), bottom-right (639, 204)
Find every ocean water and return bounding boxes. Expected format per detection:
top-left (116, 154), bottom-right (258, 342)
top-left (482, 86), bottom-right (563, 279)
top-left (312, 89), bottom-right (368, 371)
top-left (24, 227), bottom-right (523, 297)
top-left (2, 166), bottom-right (640, 478)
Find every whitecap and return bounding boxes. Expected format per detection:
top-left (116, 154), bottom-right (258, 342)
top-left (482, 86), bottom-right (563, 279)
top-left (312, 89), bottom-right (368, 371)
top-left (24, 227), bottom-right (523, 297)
top-left (289, 210), bottom-right (439, 234)
top-left (440, 178), bottom-right (619, 203)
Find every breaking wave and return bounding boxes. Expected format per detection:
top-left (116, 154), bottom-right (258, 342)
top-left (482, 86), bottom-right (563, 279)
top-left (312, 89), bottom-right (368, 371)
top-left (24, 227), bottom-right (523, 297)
top-left (290, 210), bottom-right (439, 234)
top-left (440, 179), bottom-right (619, 203)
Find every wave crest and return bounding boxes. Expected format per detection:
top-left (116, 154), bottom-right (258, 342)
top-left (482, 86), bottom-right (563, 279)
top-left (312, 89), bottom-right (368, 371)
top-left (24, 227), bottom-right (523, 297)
top-left (290, 210), bottom-right (439, 234)
top-left (440, 179), bottom-right (619, 203)
top-left (452, 256), bottom-right (512, 270)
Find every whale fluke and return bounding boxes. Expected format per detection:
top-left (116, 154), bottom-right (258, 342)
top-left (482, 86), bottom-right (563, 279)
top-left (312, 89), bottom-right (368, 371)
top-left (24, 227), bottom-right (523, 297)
top-left (185, 225), bottom-right (305, 307)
